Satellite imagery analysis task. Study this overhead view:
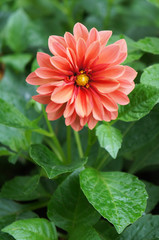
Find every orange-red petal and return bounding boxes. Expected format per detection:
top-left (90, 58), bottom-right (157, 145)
top-left (51, 84), bottom-right (74, 103)
top-left (73, 22), bottom-right (88, 42)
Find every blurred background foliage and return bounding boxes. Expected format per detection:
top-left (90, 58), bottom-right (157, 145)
top-left (0, 1), bottom-right (159, 239)
top-left (0, 0), bottom-right (159, 212)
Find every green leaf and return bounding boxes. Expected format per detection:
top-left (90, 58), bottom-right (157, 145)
top-left (8, 152), bottom-right (21, 164)
top-left (0, 147), bottom-right (12, 157)
top-left (0, 125), bottom-right (29, 151)
top-left (136, 37), bottom-right (159, 54)
top-left (0, 68), bottom-right (36, 103)
top-left (144, 181), bottom-right (159, 213)
top-left (96, 124), bottom-right (122, 159)
top-left (129, 135), bottom-right (159, 173)
top-left (124, 51), bottom-right (143, 64)
top-left (129, 61), bottom-right (146, 72)
top-left (2, 218), bottom-right (57, 240)
top-left (47, 171), bottom-right (100, 231)
top-left (0, 175), bottom-right (47, 201)
top-left (118, 84), bottom-right (159, 122)
top-left (94, 220), bottom-right (119, 240)
top-left (0, 54), bottom-right (32, 72)
top-left (0, 98), bottom-right (37, 129)
top-left (118, 105), bottom-right (159, 155)
top-left (0, 199), bottom-right (37, 230)
top-left (119, 215), bottom-right (159, 240)
top-left (140, 64), bottom-right (159, 89)
top-left (5, 9), bottom-right (30, 52)
top-left (80, 168), bottom-right (147, 234)
top-left (69, 225), bottom-right (102, 240)
top-left (30, 144), bottom-right (87, 179)
top-left (148, 0), bottom-right (159, 7)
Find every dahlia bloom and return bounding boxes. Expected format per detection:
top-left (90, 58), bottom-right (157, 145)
top-left (26, 23), bottom-right (137, 131)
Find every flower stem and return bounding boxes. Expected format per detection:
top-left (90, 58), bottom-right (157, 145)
top-left (42, 106), bottom-right (65, 162)
top-left (33, 128), bottom-right (53, 137)
top-left (44, 138), bottom-right (63, 162)
top-left (67, 126), bottom-right (72, 163)
top-left (96, 153), bottom-right (109, 170)
top-left (63, 0), bottom-right (75, 30)
top-left (104, 0), bottom-right (114, 28)
top-left (109, 119), bottom-right (118, 126)
top-left (74, 131), bottom-right (84, 158)
top-left (84, 129), bottom-right (94, 157)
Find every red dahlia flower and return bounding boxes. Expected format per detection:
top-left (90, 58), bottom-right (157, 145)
top-left (26, 23), bottom-right (137, 131)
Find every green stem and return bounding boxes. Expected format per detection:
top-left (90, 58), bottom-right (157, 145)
top-left (109, 119), bottom-right (118, 126)
top-left (74, 131), bottom-right (84, 158)
top-left (84, 129), bottom-right (93, 157)
top-left (53, 0), bottom-right (67, 14)
top-left (33, 128), bottom-right (53, 137)
top-left (67, 126), bottom-right (72, 163)
top-left (96, 153), bottom-right (109, 170)
top-left (84, 143), bottom-right (92, 157)
top-left (104, 0), bottom-right (114, 28)
top-left (42, 106), bottom-right (65, 162)
top-left (44, 138), bottom-right (62, 162)
top-left (63, 0), bottom-right (75, 30)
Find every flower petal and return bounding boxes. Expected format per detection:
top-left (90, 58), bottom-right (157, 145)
top-left (37, 52), bottom-right (53, 68)
top-left (48, 104), bottom-right (66, 121)
top-left (87, 114), bottom-right (98, 129)
top-left (118, 79), bottom-right (133, 88)
top-left (118, 66), bottom-right (137, 82)
top-left (48, 39), bottom-right (67, 58)
top-left (35, 67), bottom-right (65, 79)
top-left (91, 63), bottom-right (108, 72)
top-left (84, 41), bottom-right (101, 67)
top-left (64, 101), bottom-right (75, 118)
top-left (51, 84), bottom-right (74, 103)
top-left (65, 111), bottom-right (76, 125)
top-left (76, 38), bottom-right (86, 69)
top-left (119, 81), bottom-right (135, 95)
top-left (50, 56), bottom-right (73, 75)
top-left (48, 35), bottom-right (66, 54)
top-left (26, 72), bottom-right (53, 85)
top-left (71, 115), bottom-right (83, 131)
top-left (92, 65), bottom-right (125, 79)
top-left (80, 117), bottom-right (88, 126)
top-left (97, 44), bottom-right (120, 65)
top-left (64, 32), bottom-right (76, 53)
top-left (103, 108), bottom-right (111, 121)
top-left (99, 30), bottom-right (112, 46)
top-left (91, 90), bottom-right (104, 120)
top-left (46, 102), bottom-right (63, 113)
top-left (87, 28), bottom-right (99, 46)
top-left (91, 79), bottom-right (120, 93)
top-left (111, 111), bottom-right (118, 120)
top-left (36, 81), bottom-right (63, 94)
top-left (100, 94), bottom-right (118, 111)
top-left (66, 48), bottom-right (78, 71)
top-left (73, 22), bottom-right (88, 42)
top-left (75, 88), bottom-right (92, 117)
top-left (32, 94), bottom-right (51, 104)
top-left (112, 39), bottom-right (127, 65)
top-left (109, 90), bottom-right (130, 105)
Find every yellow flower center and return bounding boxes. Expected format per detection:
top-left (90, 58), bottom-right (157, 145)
top-left (76, 71), bottom-right (89, 87)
